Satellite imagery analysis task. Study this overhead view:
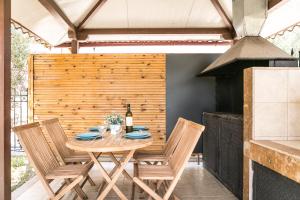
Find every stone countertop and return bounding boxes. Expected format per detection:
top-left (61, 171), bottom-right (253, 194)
top-left (203, 112), bottom-right (243, 121)
top-left (245, 140), bottom-right (300, 184)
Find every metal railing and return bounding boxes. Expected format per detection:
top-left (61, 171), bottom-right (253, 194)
top-left (11, 88), bottom-right (28, 152)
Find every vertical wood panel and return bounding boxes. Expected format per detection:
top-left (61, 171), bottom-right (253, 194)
top-left (0, 0), bottom-right (11, 199)
top-left (28, 55), bottom-right (34, 123)
top-left (30, 54), bottom-right (166, 152)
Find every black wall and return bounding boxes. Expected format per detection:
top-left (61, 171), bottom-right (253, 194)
top-left (166, 54), bottom-right (219, 153)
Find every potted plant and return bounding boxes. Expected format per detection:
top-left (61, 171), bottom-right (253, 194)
top-left (105, 113), bottom-right (124, 135)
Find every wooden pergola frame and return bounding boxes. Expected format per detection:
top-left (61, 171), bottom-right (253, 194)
top-left (35, 0), bottom-right (286, 53)
top-left (71, 28), bottom-right (232, 39)
top-left (56, 40), bottom-right (232, 48)
top-left (0, 0), bottom-right (11, 199)
top-left (0, 0), bottom-right (291, 199)
top-left (36, 0), bottom-right (237, 53)
top-left (9, 0), bottom-right (287, 53)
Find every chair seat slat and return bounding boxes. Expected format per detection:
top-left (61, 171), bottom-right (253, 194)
top-left (138, 165), bottom-right (174, 180)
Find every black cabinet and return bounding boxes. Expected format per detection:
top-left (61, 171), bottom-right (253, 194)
top-left (203, 113), bottom-right (220, 175)
top-left (203, 112), bottom-right (243, 199)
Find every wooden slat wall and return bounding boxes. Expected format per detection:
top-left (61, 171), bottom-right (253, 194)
top-left (29, 54), bottom-right (166, 152)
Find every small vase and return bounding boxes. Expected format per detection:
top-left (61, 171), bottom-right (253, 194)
top-left (110, 124), bottom-right (121, 135)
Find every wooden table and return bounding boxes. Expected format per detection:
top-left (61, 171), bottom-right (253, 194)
top-left (66, 131), bottom-right (153, 200)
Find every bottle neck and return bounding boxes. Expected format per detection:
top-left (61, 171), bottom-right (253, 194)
top-left (127, 105), bottom-right (131, 112)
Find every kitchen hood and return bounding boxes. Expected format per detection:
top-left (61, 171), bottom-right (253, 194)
top-left (200, 0), bottom-right (296, 76)
top-left (201, 36), bottom-right (295, 75)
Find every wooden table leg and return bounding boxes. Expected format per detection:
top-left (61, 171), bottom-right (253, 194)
top-left (98, 150), bottom-right (135, 200)
top-left (89, 150), bottom-right (135, 200)
top-left (109, 152), bottom-right (133, 180)
top-left (98, 152), bottom-right (133, 195)
top-left (131, 162), bottom-right (138, 200)
top-left (89, 152), bottom-right (128, 200)
top-left (97, 162), bottom-right (119, 195)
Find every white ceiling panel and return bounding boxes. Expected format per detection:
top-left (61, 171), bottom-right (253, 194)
top-left (187, 0), bottom-right (226, 27)
top-left (12, 0), bottom-right (67, 45)
top-left (127, 0), bottom-right (195, 28)
top-left (84, 0), bottom-right (128, 28)
top-left (54, 0), bottom-right (98, 26)
top-left (261, 0), bottom-right (300, 37)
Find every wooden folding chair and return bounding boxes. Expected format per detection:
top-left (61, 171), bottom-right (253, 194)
top-left (41, 118), bottom-right (91, 163)
top-left (132, 118), bottom-right (188, 199)
top-left (132, 120), bottom-right (205, 200)
top-left (13, 122), bottom-right (93, 200)
top-left (41, 118), bottom-right (96, 186)
top-left (134, 117), bottom-right (187, 164)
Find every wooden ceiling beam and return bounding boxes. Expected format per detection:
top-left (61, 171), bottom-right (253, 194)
top-left (38, 0), bottom-right (76, 32)
top-left (81, 28), bottom-right (231, 35)
top-left (210, 0), bottom-right (235, 37)
top-left (70, 28), bottom-right (233, 40)
top-left (57, 40), bottom-right (232, 48)
top-left (77, 0), bottom-right (107, 30)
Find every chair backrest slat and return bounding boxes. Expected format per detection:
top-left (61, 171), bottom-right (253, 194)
top-left (164, 117), bottom-right (186, 158)
top-left (13, 123), bottom-right (60, 177)
top-left (42, 118), bottom-right (74, 159)
top-left (169, 120), bottom-right (205, 175)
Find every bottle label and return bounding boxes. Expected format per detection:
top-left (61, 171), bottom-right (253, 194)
top-left (126, 117), bottom-right (133, 126)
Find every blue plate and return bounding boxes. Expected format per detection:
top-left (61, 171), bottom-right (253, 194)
top-left (125, 135), bottom-right (151, 139)
top-left (88, 127), bottom-right (99, 132)
top-left (133, 125), bottom-right (149, 131)
top-left (125, 131), bottom-right (151, 139)
top-left (76, 132), bottom-right (99, 138)
top-left (76, 135), bottom-right (102, 140)
top-left (125, 131), bottom-right (150, 137)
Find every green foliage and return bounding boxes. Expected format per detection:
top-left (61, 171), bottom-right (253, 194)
top-left (11, 168), bottom-right (34, 192)
top-left (11, 26), bottom-right (31, 90)
top-left (269, 26), bottom-right (300, 58)
top-left (11, 155), bottom-right (35, 191)
top-left (11, 156), bottom-right (26, 168)
top-left (105, 113), bottom-right (124, 125)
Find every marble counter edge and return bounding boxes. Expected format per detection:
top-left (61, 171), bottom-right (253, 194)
top-left (244, 140), bottom-right (300, 184)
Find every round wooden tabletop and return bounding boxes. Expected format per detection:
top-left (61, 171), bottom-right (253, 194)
top-left (66, 131), bottom-right (153, 153)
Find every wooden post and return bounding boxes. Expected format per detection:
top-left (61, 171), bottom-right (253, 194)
top-left (243, 68), bottom-right (253, 200)
top-left (71, 40), bottom-right (79, 54)
top-left (0, 0), bottom-right (11, 199)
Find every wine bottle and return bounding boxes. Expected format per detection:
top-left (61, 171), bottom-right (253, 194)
top-left (125, 104), bottom-right (133, 133)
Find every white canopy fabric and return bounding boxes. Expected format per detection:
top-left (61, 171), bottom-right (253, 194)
top-left (261, 0), bottom-right (300, 37)
top-left (84, 0), bottom-right (226, 29)
top-left (11, 0), bottom-right (300, 46)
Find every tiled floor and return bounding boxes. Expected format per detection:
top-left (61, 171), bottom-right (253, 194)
top-left (13, 162), bottom-right (237, 200)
